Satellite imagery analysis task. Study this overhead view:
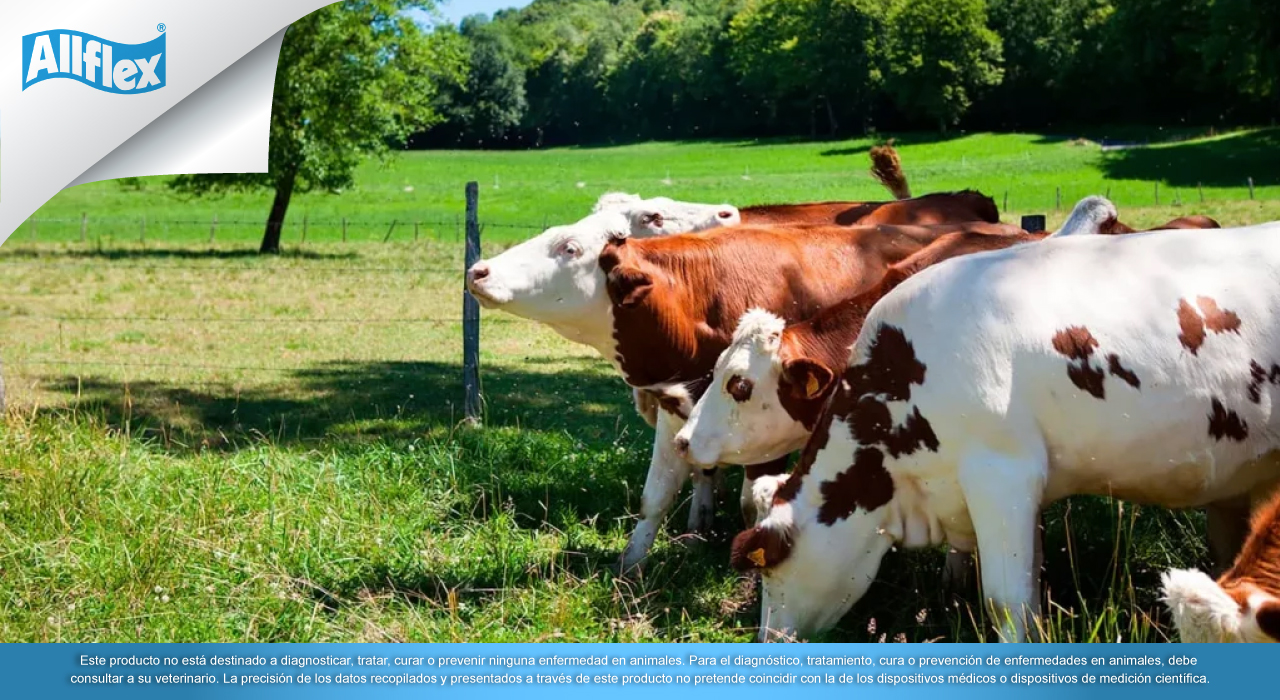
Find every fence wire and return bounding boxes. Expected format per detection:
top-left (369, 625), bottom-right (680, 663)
top-left (2, 314), bottom-right (517, 325)
top-left (0, 260), bottom-right (465, 274)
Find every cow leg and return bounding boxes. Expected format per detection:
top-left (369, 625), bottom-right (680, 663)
top-left (1206, 496), bottom-right (1251, 575)
top-left (688, 467), bottom-right (718, 535)
top-left (741, 458), bottom-right (790, 527)
top-left (942, 548), bottom-right (976, 594)
top-left (739, 475), bottom-right (756, 528)
top-left (959, 450), bottom-right (1046, 643)
top-left (620, 413), bottom-right (691, 572)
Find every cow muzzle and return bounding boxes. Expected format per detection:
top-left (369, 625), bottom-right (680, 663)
top-left (465, 263), bottom-right (506, 307)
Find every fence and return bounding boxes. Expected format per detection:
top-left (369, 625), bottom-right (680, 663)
top-left (12, 212), bottom-right (545, 248)
top-left (0, 183), bottom-right (502, 424)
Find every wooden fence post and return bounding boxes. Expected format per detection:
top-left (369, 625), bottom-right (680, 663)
top-left (1055, 187), bottom-right (1061, 212)
top-left (342, 217), bottom-right (348, 243)
top-left (384, 220), bottom-right (398, 243)
top-left (302, 214), bottom-right (308, 244)
top-left (140, 215), bottom-right (146, 243)
top-left (1021, 214), bottom-right (1047, 233)
top-left (463, 182), bottom-right (482, 424)
top-left (210, 214), bottom-right (218, 244)
top-left (1248, 177), bottom-right (1256, 200)
top-left (80, 213), bottom-right (87, 243)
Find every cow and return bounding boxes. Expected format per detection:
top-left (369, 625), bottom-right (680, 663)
top-left (671, 203), bottom-right (1123, 588)
top-left (728, 198), bottom-right (1280, 642)
top-left (1103, 215), bottom-right (1221, 235)
top-left (736, 191), bottom-right (998, 228)
top-left (597, 220), bottom-right (1029, 570)
top-left (1162, 488), bottom-right (1280, 643)
top-left (674, 199), bottom-right (1126, 495)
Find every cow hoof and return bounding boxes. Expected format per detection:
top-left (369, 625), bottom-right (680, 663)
top-left (618, 545), bottom-right (648, 577)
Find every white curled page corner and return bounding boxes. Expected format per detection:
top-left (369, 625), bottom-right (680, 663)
top-left (0, 0), bottom-right (337, 242)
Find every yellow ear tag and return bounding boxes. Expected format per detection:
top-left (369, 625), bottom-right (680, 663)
top-left (748, 548), bottom-right (768, 568)
top-left (806, 374), bottom-right (821, 398)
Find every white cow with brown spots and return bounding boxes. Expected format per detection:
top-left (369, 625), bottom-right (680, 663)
top-left (729, 202), bottom-right (1280, 642)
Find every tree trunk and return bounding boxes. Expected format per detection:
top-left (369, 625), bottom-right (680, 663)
top-left (260, 169), bottom-right (297, 254)
top-left (824, 96), bottom-right (839, 136)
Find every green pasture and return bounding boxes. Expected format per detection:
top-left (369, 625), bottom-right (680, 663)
top-left (21, 129), bottom-right (1280, 247)
top-left (2, 129), bottom-right (1279, 642)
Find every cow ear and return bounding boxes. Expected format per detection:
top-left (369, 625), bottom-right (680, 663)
top-left (607, 266), bottom-right (654, 308)
top-left (730, 525), bottom-right (792, 572)
top-left (1257, 599), bottom-right (1280, 641)
top-left (781, 358), bottom-right (835, 400)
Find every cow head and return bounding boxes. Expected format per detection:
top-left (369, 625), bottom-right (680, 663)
top-left (620, 196), bottom-right (742, 236)
top-left (730, 322), bottom-right (937, 641)
top-left (730, 461), bottom-right (895, 642)
top-left (676, 310), bottom-right (829, 467)
top-left (465, 197), bottom-right (740, 341)
top-left (592, 192), bottom-right (643, 213)
top-left (1161, 569), bottom-right (1280, 643)
top-left (1049, 196), bottom-right (1119, 238)
top-left (465, 209), bottom-right (630, 325)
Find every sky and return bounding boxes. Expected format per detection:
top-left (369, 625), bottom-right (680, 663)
top-left (424, 0), bottom-right (535, 26)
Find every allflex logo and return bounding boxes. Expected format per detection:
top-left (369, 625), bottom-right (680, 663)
top-left (22, 25), bottom-right (166, 94)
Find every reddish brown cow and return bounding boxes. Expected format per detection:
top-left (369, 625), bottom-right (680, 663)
top-left (1021, 215), bottom-right (1221, 236)
top-left (1164, 488), bottom-right (1280, 642)
top-left (735, 143), bottom-right (997, 229)
top-left (738, 191), bottom-right (1000, 228)
top-left (605, 220), bottom-right (1028, 569)
top-left (1103, 215), bottom-right (1222, 234)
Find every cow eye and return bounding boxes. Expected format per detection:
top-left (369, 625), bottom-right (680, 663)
top-left (727, 376), bottom-right (754, 403)
top-left (556, 241), bottom-right (582, 258)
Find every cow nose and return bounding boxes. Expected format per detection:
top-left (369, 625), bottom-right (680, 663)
top-left (673, 436), bottom-right (690, 458)
top-left (468, 263), bottom-right (490, 283)
top-left (718, 210), bottom-right (734, 220)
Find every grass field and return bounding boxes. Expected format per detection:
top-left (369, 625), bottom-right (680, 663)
top-left (21, 128), bottom-right (1280, 246)
top-left (2, 130), bottom-right (1279, 642)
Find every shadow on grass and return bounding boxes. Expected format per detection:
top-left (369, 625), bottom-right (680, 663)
top-left (41, 358), bottom-right (644, 451)
top-left (0, 246), bottom-right (360, 262)
top-left (1098, 128), bottom-right (1280, 189)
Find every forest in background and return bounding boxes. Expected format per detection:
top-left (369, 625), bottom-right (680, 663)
top-left (414, 0), bottom-right (1279, 148)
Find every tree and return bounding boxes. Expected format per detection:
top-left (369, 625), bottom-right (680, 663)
top-left (433, 17), bottom-right (527, 146)
top-left (170, 1), bottom-right (464, 253)
top-left (882, 0), bottom-right (1003, 131)
top-left (1205, 0), bottom-right (1280, 115)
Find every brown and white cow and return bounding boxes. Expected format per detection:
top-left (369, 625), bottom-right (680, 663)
top-left (599, 220), bottom-right (1029, 570)
top-left (1163, 488), bottom-right (1280, 642)
top-left (729, 198), bottom-right (1280, 642)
